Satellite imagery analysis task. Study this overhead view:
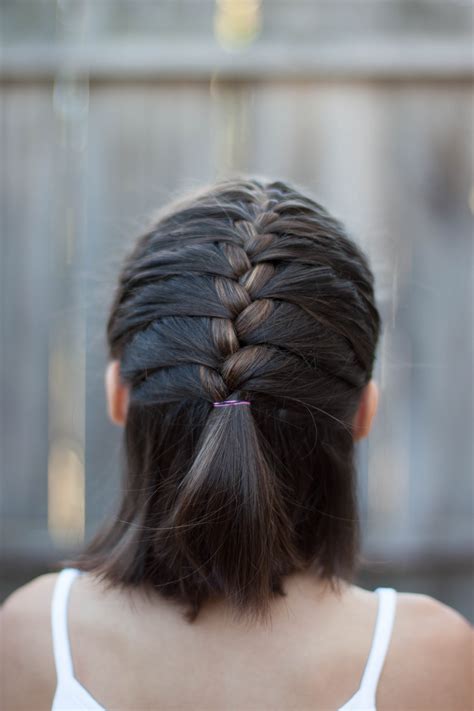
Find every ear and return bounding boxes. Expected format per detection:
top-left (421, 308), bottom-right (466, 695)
top-left (105, 359), bottom-right (129, 426)
top-left (352, 379), bottom-right (379, 441)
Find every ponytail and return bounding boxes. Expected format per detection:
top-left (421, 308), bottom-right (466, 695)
top-left (169, 399), bottom-right (300, 623)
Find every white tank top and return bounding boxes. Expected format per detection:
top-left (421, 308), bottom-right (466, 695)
top-left (51, 567), bottom-right (397, 711)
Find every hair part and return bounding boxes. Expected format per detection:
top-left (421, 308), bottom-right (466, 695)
top-left (63, 175), bottom-right (381, 625)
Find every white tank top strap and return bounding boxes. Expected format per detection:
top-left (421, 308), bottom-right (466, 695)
top-left (51, 567), bottom-right (82, 682)
top-left (358, 586), bottom-right (397, 705)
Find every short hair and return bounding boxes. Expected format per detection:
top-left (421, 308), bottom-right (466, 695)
top-left (65, 176), bottom-right (381, 625)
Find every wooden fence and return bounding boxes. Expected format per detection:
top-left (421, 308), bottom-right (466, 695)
top-left (1, 0), bottom-right (473, 619)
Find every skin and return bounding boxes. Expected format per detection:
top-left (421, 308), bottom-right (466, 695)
top-left (1, 363), bottom-right (472, 710)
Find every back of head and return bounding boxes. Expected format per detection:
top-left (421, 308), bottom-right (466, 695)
top-left (69, 176), bottom-right (381, 625)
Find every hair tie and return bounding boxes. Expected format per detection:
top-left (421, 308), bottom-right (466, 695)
top-left (213, 399), bottom-right (251, 408)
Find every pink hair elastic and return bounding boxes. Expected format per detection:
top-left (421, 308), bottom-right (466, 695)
top-left (213, 399), bottom-right (251, 408)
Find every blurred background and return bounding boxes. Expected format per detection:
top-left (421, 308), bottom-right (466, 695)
top-left (1, 0), bottom-right (473, 620)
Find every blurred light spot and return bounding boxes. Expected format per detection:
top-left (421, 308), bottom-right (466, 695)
top-left (468, 184), bottom-right (474, 215)
top-left (53, 73), bottom-right (89, 121)
top-left (214, 0), bottom-right (262, 50)
top-left (48, 439), bottom-right (85, 545)
top-left (209, 70), bottom-right (221, 99)
top-left (48, 339), bottom-right (68, 416)
top-left (390, 257), bottom-right (399, 330)
top-left (66, 206), bottom-right (75, 264)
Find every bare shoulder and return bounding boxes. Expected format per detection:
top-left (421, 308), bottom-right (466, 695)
top-left (382, 591), bottom-right (473, 711)
top-left (1, 573), bottom-right (60, 710)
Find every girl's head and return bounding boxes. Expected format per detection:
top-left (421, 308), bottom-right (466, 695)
top-left (71, 176), bottom-right (381, 624)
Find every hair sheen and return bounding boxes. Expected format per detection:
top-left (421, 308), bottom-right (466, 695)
top-left (66, 176), bottom-right (381, 625)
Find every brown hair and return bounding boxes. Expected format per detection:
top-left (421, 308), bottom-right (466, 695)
top-left (65, 176), bottom-right (381, 625)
